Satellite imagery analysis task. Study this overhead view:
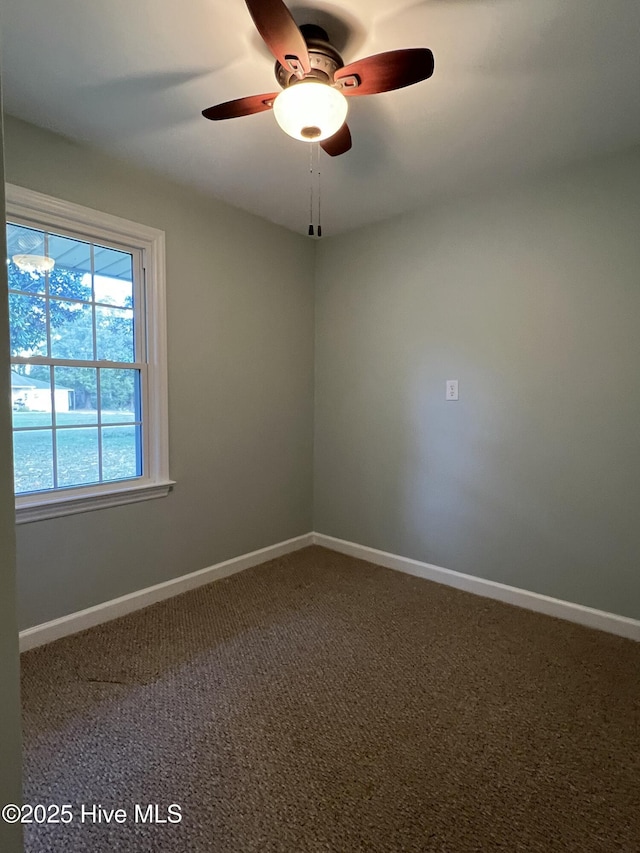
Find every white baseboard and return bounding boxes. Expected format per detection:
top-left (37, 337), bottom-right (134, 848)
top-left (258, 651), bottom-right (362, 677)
top-left (20, 530), bottom-right (640, 651)
top-left (19, 533), bottom-right (314, 652)
top-left (312, 533), bottom-right (640, 642)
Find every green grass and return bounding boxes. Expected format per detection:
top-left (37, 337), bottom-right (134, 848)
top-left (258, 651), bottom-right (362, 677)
top-left (13, 411), bottom-right (134, 428)
top-left (13, 411), bottom-right (141, 494)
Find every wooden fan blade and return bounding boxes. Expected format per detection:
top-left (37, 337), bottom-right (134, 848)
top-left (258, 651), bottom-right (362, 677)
top-left (202, 93), bottom-right (279, 120)
top-left (244, 0), bottom-right (311, 77)
top-left (334, 48), bottom-right (434, 96)
top-left (320, 123), bottom-right (352, 157)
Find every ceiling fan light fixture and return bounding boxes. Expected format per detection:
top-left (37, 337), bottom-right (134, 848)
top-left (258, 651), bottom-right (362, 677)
top-left (273, 80), bottom-right (348, 143)
top-left (11, 254), bottom-right (55, 275)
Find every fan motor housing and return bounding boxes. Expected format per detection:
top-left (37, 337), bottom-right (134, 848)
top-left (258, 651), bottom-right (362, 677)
top-left (275, 24), bottom-right (344, 89)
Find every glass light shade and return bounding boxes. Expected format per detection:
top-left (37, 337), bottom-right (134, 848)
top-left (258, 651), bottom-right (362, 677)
top-left (273, 81), bottom-right (348, 142)
top-left (12, 254), bottom-right (55, 275)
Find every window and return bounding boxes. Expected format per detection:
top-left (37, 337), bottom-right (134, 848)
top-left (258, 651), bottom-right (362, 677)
top-left (6, 185), bottom-right (172, 523)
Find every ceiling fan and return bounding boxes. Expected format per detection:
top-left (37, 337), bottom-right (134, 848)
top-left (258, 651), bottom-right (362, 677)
top-left (202, 0), bottom-right (435, 156)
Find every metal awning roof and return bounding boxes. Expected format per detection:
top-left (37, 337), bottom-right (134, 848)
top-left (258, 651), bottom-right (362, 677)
top-left (6, 222), bottom-right (133, 282)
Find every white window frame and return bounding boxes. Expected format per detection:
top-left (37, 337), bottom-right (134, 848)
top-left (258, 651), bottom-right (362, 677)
top-left (6, 184), bottom-right (173, 523)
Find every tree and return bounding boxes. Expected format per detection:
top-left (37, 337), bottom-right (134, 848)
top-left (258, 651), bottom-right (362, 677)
top-left (9, 264), bottom-right (136, 413)
top-left (48, 300), bottom-right (135, 410)
top-left (8, 264), bottom-right (90, 358)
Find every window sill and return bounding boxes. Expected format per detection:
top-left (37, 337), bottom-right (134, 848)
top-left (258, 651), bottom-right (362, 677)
top-left (15, 480), bottom-right (176, 524)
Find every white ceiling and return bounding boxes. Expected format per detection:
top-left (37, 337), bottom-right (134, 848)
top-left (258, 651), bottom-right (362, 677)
top-left (2, 0), bottom-right (640, 236)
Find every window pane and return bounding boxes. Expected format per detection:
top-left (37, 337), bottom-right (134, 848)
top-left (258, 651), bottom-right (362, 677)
top-left (50, 301), bottom-right (94, 361)
top-left (47, 234), bottom-right (92, 301)
top-left (54, 367), bottom-right (97, 424)
top-left (56, 428), bottom-right (99, 488)
top-left (11, 366), bottom-right (53, 426)
top-left (13, 429), bottom-right (54, 493)
top-left (102, 425), bottom-right (141, 481)
top-left (9, 293), bottom-right (48, 357)
top-left (12, 408), bottom-right (53, 431)
top-left (93, 247), bottom-right (133, 308)
top-left (6, 223), bottom-right (47, 294)
top-left (100, 368), bottom-right (140, 423)
top-left (96, 306), bottom-right (134, 362)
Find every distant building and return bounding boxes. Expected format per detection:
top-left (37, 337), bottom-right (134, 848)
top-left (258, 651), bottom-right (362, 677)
top-left (11, 371), bottom-right (73, 412)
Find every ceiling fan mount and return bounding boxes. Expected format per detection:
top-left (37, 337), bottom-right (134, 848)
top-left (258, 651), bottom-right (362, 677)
top-left (274, 24), bottom-right (344, 90)
top-left (202, 0), bottom-right (435, 156)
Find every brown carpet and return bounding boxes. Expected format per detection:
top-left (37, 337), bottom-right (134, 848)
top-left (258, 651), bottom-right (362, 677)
top-left (20, 546), bottom-right (640, 852)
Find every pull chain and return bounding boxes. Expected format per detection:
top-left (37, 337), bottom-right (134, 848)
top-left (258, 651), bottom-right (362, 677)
top-left (308, 144), bottom-right (314, 237)
top-left (306, 144), bottom-right (325, 238)
top-left (316, 144), bottom-right (322, 238)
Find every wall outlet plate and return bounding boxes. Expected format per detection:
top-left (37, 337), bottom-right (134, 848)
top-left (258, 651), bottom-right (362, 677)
top-left (446, 379), bottom-right (459, 401)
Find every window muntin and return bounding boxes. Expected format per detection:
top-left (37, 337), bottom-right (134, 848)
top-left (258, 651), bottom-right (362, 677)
top-left (5, 185), bottom-right (171, 521)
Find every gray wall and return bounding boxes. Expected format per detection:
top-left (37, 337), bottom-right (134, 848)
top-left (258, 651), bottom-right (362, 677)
top-left (314, 148), bottom-right (640, 620)
top-left (6, 114), bottom-right (640, 632)
top-left (0, 112), bottom-right (24, 849)
top-left (4, 115), bottom-right (315, 630)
